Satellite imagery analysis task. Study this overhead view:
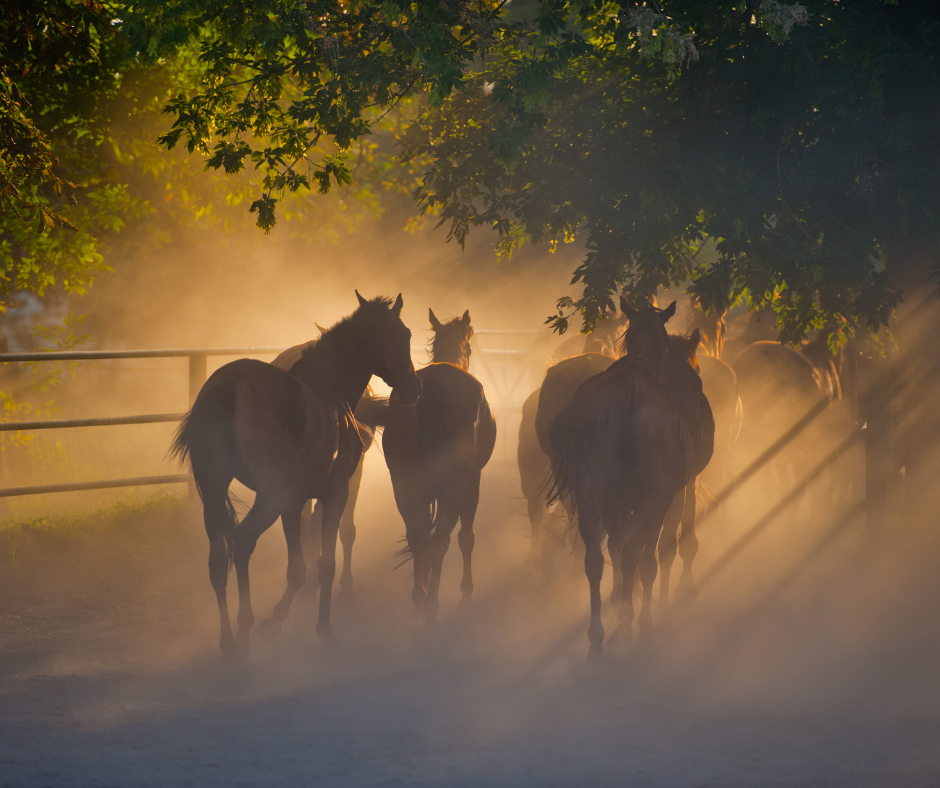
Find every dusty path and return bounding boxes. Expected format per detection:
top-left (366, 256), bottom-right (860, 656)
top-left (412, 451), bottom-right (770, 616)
top-left (1, 463), bottom-right (939, 787)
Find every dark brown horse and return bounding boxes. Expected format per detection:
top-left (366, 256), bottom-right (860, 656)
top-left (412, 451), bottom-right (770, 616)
top-left (550, 300), bottom-right (702, 658)
top-left (271, 341), bottom-right (388, 601)
top-left (519, 313), bottom-right (628, 554)
top-left (651, 331), bottom-right (716, 606)
top-left (384, 309), bottom-right (497, 624)
top-left (171, 293), bottom-right (421, 660)
top-left (522, 352), bottom-right (617, 550)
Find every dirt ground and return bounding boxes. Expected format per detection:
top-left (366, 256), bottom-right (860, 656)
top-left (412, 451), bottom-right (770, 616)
top-left (1, 458), bottom-right (939, 787)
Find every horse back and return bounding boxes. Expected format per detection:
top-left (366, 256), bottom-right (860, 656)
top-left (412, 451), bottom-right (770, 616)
top-left (385, 362), bottom-right (493, 481)
top-left (536, 352), bottom-right (615, 456)
top-left (519, 388), bottom-right (551, 501)
top-left (203, 358), bottom-right (350, 495)
top-left (551, 364), bottom-right (694, 519)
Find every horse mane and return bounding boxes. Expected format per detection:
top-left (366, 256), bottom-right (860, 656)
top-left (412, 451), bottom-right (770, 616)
top-left (667, 332), bottom-right (700, 370)
top-left (291, 296), bottom-right (394, 376)
top-left (429, 316), bottom-right (473, 365)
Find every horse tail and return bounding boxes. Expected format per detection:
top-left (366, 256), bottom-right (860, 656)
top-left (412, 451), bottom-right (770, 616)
top-left (169, 380), bottom-right (239, 564)
top-left (354, 394), bottom-right (389, 433)
top-left (548, 376), bottom-right (643, 529)
top-left (547, 401), bottom-right (595, 518)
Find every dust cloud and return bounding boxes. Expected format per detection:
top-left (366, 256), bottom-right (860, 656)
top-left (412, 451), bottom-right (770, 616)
top-left (1, 221), bottom-right (939, 785)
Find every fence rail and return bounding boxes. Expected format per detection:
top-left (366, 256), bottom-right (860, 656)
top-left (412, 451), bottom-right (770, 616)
top-left (0, 335), bottom-right (541, 500)
top-left (0, 346), bottom-right (289, 499)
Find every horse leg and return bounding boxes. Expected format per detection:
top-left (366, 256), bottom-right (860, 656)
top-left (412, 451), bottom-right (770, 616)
top-left (457, 472), bottom-right (481, 609)
top-left (338, 453), bottom-right (364, 602)
top-left (657, 488), bottom-right (685, 607)
top-left (316, 487), bottom-right (349, 643)
top-left (400, 499), bottom-right (432, 617)
top-left (580, 504), bottom-right (606, 661)
top-left (426, 497), bottom-right (460, 626)
top-left (301, 499), bottom-right (320, 592)
top-left (613, 531), bottom-right (642, 645)
top-left (231, 494), bottom-right (282, 661)
top-left (675, 479), bottom-right (700, 605)
top-left (257, 498), bottom-right (307, 643)
top-left (609, 540), bottom-right (623, 608)
top-left (202, 487), bottom-right (235, 656)
top-left (638, 501), bottom-right (673, 636)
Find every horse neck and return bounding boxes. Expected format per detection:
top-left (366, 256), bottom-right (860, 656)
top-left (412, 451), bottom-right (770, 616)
top-left (431, 336), bottom-right (468, 369)
top-left (295, 332), bottom-right (378, 408)
top-left (626, 333), bottom-right (667, 376)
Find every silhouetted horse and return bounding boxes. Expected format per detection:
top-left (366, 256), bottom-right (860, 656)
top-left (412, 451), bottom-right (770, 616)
top-left (519, 313), bottom-right (628, 553)
top-left (172, 293), bottom-right (421, 660)
top-left (384, 309), bottom-right (497, 624)
top-left (524, 352), bottom-right (617, 548)
top-left (651, 332), bottom-right (716, 606)
top-left (271, 341), bottom-right (388, 601)
top-left (550, 300), bottom-right (704, 658)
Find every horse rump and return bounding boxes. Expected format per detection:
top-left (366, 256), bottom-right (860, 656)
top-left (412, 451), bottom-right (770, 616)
top-left (169, 378), bottom-right (240, 562)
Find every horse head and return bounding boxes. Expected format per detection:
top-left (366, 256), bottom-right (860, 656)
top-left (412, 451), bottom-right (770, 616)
top-left (356, 291), bottom-right (422, 405)
top-left (619, 297), bottom-right (676, 363)
top-left (429, 308), bottom-right (473, 370)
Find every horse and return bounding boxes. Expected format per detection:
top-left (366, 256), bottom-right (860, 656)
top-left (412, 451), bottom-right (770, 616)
top-left (383, 308), bottom-right (497, 625)
top-left (517, 313), bottom-right (627, 555)
top-left (650, 331), bottom-right (716, 607)
top-left (270, 341), bottom-right (388, 601)
top-left (171, 293), bottom-right (421, 660)
top-left (549, 300), bottom-right (705, 658)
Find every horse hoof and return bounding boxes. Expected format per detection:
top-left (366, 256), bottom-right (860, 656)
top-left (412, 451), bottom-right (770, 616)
top-left (458, 595), bottom-right (474, 615)
top-left (338, 587), bottom-right (357, 609)
top-left (319, 631), bottom-right (341, 651)
top-left (587, 643), bottom-right (605, 663)
top-left (257, 619), bottom-right (282, 643)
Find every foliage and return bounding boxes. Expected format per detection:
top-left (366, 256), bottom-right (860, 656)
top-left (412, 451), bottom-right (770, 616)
top-left (122, 0), bottom-right (505, 231)
top-left (125, 0), bottom-right (940, 341)
top-left (0, 0), bottom-right (110, 229)
top-left (404, 0), bottom-right (937, 339)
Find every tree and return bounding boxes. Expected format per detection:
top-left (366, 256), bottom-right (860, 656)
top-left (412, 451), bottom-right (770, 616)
top-left (0, 0), bottom-right (109, 229)
top-left (122, 0), bottom-right (504, 230)
top-left (126, 1), bottom-right (940, 340)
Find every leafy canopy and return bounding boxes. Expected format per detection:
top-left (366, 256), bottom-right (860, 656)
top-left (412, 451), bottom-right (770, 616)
top-left (123, 0), bottom-right (940, 340)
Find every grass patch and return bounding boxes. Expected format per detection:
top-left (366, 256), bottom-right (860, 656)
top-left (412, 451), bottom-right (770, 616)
top-left (0, 491), bottom-right (189, 567)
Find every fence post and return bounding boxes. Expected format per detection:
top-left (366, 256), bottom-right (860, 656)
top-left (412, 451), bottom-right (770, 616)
top-left (187, 353), bottom-right (207, 513)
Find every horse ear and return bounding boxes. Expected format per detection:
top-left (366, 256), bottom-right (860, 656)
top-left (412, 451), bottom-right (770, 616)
top-left (315, 322), bottom-right (328, 335)
top-left (619, 295), bottom-right (637, 320)
top-left (429, 308), bottom-right (442, 331)
top-left (391, 293), bottom-right (404, 316)
top-left (689, 328), bottom-right (701, 351)
top-left (356, 290), bottom-right (368, 307)
top-left (661, 301), bottom-right (677, 323)
top-left (461, 309), bottom-right (471, 327)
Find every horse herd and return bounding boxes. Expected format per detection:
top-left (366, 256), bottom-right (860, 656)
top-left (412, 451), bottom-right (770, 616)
top-left (172, 292), bottom-right (847, 661)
